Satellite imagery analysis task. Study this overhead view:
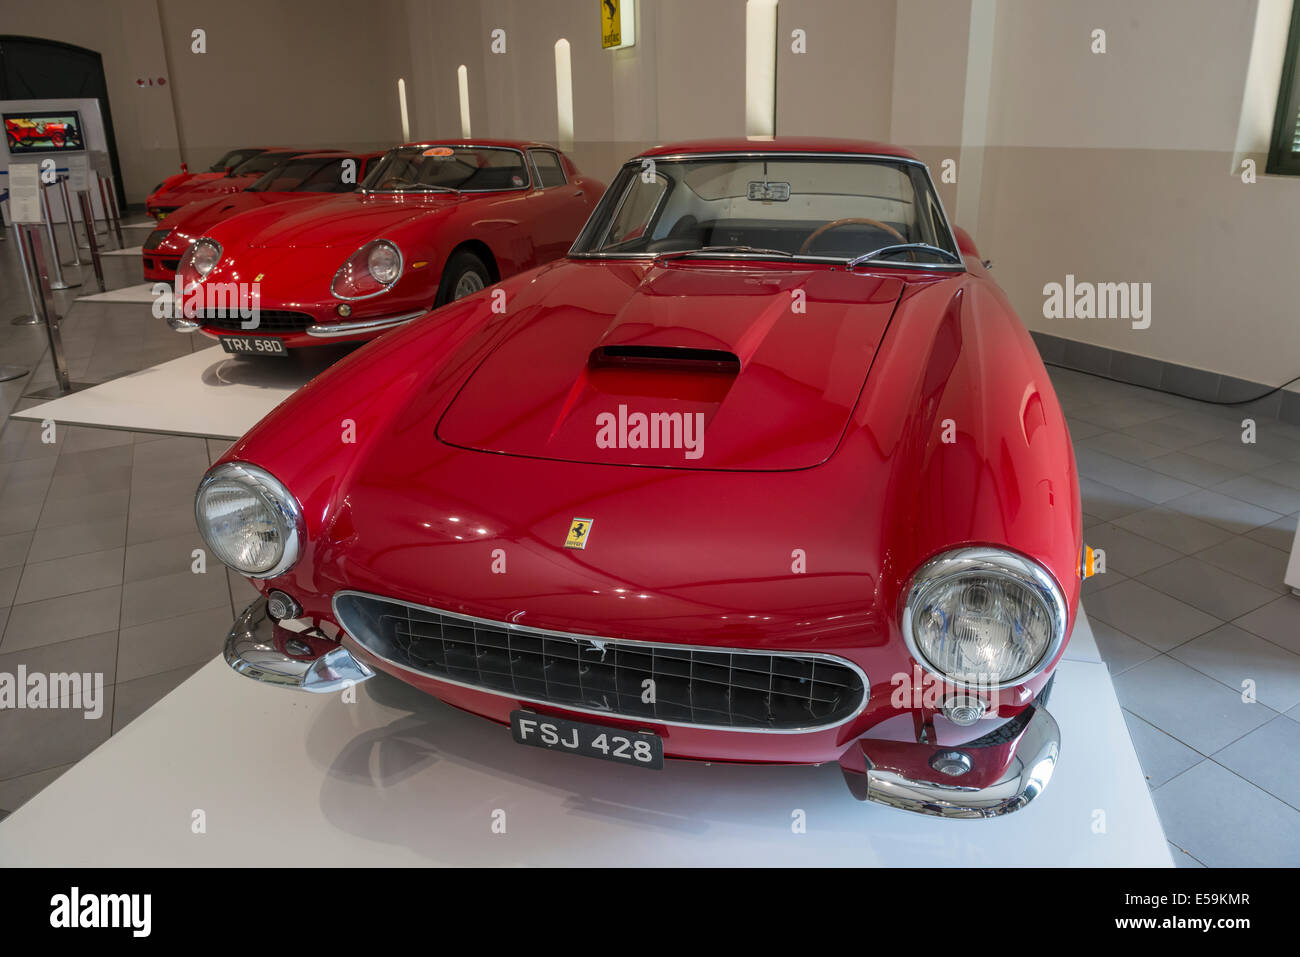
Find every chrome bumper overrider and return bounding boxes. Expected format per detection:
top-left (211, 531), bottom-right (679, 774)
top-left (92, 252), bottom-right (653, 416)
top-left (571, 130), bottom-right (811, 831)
top-left (224, 598), bottom-right (374, 693)
top-left (842, 705), bottom-right (1060, 818)
top-left (305, 310), bottom-right (427, 337)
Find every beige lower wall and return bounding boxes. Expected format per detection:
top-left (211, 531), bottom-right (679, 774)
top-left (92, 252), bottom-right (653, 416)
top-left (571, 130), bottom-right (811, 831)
top-left (977, 146), bottom-right (1300, 388)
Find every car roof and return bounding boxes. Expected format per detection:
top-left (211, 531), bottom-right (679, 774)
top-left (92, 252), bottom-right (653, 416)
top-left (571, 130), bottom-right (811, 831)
top-left (396, 138), bottom-right (562, 152)
top-left (637, 137), bottom-right (920, 161)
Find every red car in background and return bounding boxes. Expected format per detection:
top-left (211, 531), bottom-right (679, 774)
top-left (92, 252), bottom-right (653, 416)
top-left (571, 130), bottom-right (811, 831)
top-left (142, 151), bottom-right (382, 281)
top-left (148, 148), bottom-right (275, 210)
top-left (170, 140), bottom-right (602, 353)
top-left (196, 138), bottom-right (1081, 817)
top-left (147, 147), bottom-right (314, 220)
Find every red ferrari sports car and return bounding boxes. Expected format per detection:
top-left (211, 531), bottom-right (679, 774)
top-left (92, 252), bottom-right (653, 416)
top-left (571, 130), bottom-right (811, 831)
top-left (169, 139), bottom-right (602, 352)
top-left (146, 147), bottom-right (313, 220)
top-left (147, 148), bottom-right (275, 213)
top-left (142, 151), bottom-right (382, 282)
top-left (196, 138), bottom-right (1083, 818)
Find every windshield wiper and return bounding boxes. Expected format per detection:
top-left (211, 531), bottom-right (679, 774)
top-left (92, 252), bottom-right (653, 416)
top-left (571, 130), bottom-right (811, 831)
top-left (845, 243), bottom-right (963, 268)
top-left (362, 183), bottom-right (459, 194)
top-left (654, 244), bottom-right (795, 261)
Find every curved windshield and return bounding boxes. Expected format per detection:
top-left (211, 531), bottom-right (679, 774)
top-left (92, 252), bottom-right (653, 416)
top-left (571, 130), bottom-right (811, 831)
top-left (571, 154), bottom-right (959, 265)
top-left (208, 148), bottom-right (265, 173)
top-left (230, 150), bottom-right (304, 177)
top-left (361, 145), bottom-right (530, 193)
top-left (248, 157), bottom-right (359, 193)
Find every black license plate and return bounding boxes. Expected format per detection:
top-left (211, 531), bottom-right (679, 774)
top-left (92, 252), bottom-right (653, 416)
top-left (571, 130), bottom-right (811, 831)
top-left (510, 710), bottom-right (663, 770)
top-left (220, 335), bottom-right (287, 357)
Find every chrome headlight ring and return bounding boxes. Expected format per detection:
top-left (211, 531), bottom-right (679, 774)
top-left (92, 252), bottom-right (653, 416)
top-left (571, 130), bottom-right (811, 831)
top-left (194, 462), bottom-right (304, 579)
top-left (901, 546), bottom-right (1068, 691)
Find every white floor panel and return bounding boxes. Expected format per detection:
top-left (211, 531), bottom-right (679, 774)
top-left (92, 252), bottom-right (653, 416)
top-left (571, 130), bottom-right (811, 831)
top-left (101, 245), bottom-right (144, 256)
top-left (11, 347), bottom-right (309, 439)
top-left (0, 613), bottom-right (1170, 867)
top-left (75, 282), bottom-right (162, 303)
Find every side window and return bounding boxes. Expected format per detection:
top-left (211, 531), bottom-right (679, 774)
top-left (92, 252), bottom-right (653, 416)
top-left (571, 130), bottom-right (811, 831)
top-left (602, 174), bottom-right (668, 247)
top-left (530, 150), bottom-right (567, 188)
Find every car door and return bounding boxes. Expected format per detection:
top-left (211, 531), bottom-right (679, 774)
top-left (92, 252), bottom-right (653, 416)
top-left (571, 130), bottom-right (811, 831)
top-left (524, 148), bottom-right (591, 261)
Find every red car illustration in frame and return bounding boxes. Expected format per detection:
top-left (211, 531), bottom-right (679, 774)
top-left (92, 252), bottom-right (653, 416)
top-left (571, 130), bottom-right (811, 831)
top-left (195, 139), bottom-right (1081, 818)
top-left (142, 151), bottom-right (383, 282)
top-left (170, 139), bottom-right (602, 352)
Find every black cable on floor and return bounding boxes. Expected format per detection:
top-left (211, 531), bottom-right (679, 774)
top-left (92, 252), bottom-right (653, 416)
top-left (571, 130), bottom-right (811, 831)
top-left (1044, 361), bottom-right (1300, 409)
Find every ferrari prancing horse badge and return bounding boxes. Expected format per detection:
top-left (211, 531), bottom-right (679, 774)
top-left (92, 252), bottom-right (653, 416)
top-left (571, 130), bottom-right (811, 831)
top-left (564, 518), bottom-right (593, 549)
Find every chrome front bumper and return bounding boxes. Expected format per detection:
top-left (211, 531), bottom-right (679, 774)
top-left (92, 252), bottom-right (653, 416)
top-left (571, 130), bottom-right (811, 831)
top-left (224, 598), bottom-right (374, 693)
top-left (842, 704), bottom-right (1060, 818)
top-left (169, 309), bottom-right (427, 337)
top-left (224, 597), bottom-right (1057, 817)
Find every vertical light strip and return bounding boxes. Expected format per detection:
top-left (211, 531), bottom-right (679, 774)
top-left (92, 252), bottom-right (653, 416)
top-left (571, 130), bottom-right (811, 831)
top-left (555, 39), bottom-right (574, 152)
top-left (955, 0), bottom-right (997, 235)
top-left (397, 78), bottom-right (410, 142)
top-left (745, 0), bottom-right (779, 137)
top-left (457, 65), bottom-right (472, 138)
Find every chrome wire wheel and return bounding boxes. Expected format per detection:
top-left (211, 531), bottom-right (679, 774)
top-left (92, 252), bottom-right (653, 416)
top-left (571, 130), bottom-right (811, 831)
top-left (453, 270), bottom-right (485, 299)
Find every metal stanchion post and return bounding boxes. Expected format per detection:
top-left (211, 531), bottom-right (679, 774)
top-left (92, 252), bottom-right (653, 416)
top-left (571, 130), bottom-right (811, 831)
top-left (104, 174), bottom-right (125, 247)
top-left (58, 176), bottom-right (85, 267)
top-left (39, 183), bottom-right (78, 289)
top-left (76, 191), bottom-right (106, 293)
top-left (96, 174), bottom-right (116, 247)
top-left (16, 225), bottom-right (72, 395)
top-left (11, 224), bottom-right (41, 326)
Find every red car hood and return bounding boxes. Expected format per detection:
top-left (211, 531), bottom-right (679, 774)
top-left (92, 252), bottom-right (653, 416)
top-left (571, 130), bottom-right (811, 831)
top-left (437, 262), bottom-right (904, 471)
top-left (159, 191), bottom-right (321, 240)
top-left (241, 194), bottom-right (460, 250)
top-left (152, 172), bottom-right (228, 204)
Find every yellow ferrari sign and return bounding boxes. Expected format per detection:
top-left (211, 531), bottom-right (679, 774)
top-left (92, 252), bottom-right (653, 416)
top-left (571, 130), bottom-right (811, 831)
top-left (601, 0), bottom-right (635, 50)
top-left (565, 518), bottom-right (594, 549)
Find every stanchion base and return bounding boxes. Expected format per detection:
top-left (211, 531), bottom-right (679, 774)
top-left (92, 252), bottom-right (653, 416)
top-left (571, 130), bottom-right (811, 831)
top-left (0, 366), bottom-right (29, 383)
top-left (22, 381), bottom-right (95, 400)
top-left (47, 280), bottom-right (82, 290)
top-left (10, 314), bottom-right (38, 326)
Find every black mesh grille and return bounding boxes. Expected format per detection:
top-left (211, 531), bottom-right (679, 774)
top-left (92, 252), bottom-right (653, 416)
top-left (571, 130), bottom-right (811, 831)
top-left (334, 592), bottom-right (866, 730)
top-left (199, 310), bottom-right (313, 332)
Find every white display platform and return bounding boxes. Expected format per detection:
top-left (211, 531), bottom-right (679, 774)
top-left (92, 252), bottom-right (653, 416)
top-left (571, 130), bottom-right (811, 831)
top-left (0, 609), bottom-right (1170, 867)
top-left (101, 244), bottom-right (143, 257)
top-left (11, 348), bottom-right (313, 440)
top-left (76, 281), bottom-right (160, 303)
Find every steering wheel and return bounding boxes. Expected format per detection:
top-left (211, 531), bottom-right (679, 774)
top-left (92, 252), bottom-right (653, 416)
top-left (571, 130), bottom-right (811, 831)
top-left (799, 217), bottom-right (909, 256)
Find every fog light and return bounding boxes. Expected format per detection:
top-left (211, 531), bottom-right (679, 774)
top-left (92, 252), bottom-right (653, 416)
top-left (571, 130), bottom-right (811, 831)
top-left (943, 694), bottom-right (987, 726)
top-left (266, 589), bottom-right (302, 621)
top-left (336, 303), bottom-right (352, 317)
top-left (284, 637), bottom-right (314, 657)
top-left (930, 750), bottom-right (972, 777)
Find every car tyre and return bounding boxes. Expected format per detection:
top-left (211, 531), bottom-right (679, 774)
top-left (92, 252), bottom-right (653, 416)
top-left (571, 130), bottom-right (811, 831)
top-left (435, 250), bottom-right (491, 306)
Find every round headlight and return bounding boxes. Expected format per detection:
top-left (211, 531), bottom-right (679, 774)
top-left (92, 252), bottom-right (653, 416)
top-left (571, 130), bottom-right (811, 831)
top-left (194, 463), bottom-right (303, 578)
top-left (188, 238), bottom-right (222, 278)
top-left (331, 239), bottom-right (403, 299)
top-left (367, 241), bottom-right (401, 284)
top-left (902, 547), bottom-right (1067, 689)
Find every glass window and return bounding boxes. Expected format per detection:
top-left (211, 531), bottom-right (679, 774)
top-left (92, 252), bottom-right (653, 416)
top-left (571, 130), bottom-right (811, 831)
top-left (231, 151), bottom-right (304, 176)
top-left (361, 146), bottom-right (531, 193)
top-left (572, 155), bottom-right (959, 264)
top-left (530, 150), bottom-right (566, 187)
top-left (208, 148), bottom-right (265, 172)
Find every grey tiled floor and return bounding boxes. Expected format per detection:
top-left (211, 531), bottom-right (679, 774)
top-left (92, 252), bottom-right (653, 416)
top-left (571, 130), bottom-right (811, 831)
top-left (1055, 365), bottom-right (1300, 867)
top-left (0, 226), bottom-right (259, 819)
top-left (2, 227), bottom-right (1299, 864)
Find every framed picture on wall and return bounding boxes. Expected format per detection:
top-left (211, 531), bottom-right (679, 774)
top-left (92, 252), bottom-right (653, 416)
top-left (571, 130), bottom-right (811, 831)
top-left (3, 109), bottom-right (85, 153)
